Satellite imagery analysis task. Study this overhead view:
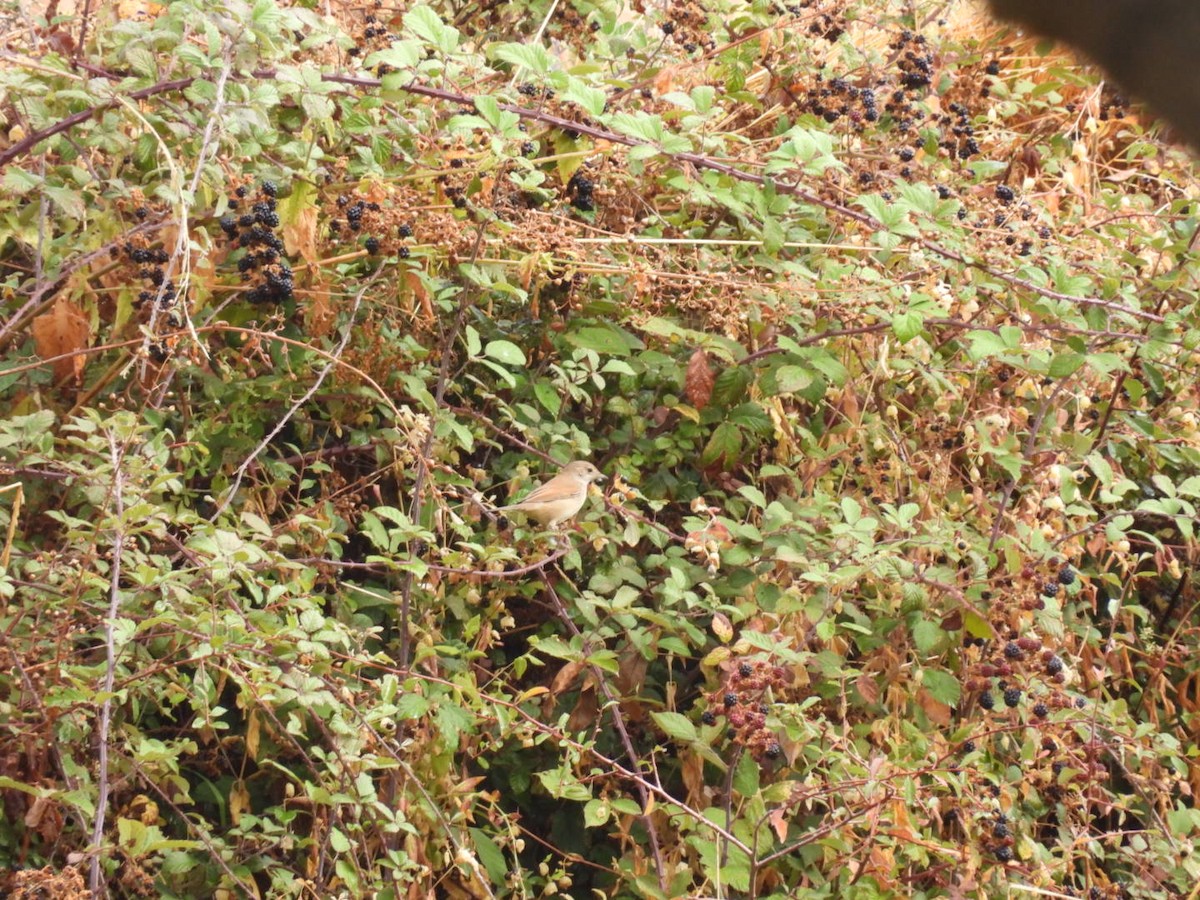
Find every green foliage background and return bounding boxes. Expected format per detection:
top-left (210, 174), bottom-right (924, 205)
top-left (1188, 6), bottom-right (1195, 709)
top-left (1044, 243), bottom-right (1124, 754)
top-left (2, 0), bottom-right (1200, 897)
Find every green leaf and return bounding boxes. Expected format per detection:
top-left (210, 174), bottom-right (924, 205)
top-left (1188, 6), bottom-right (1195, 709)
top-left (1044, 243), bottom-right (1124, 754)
top-left (534, 382), bottom-right (561, 417)
top-left (841, 497), bottom-right (862, 525)
top-left (470, 828), bottom-right (508, 884)
top-left (583, 799), bottom-right (611, 827)
top-left (1048, 352), bottom-right (1085, 378)
top-left (731, 752), bottom-right (759, 798)
top-left (562, 79), bottom-right (606, 117)
top-left (727, 403), bottom-right (772, 434)
top-left (484, 339), bottom-right (526, 367)
top-left (537, 768), bottom-right (592, 801)
top-left (4, 167), bottom-right (40, 193)
top-left (701, 422), bottom-right (742, 466)
top-left (404, 4), bottom-right (459, 53)
top-left (651, 711), bottom-right (697, 743)
top-left (363, 42), bottom-right (422, 73)
top-left (277, 179), bottom-right (316, 228)
top-left (711, 366), bottom-right (751, 406)
top-left (966, 327), bottom-right (1021, 361)
top-left (564, 324), bottom-right (643, 356)
top-left (773, 364), bottom-right (813, 394)
top-left (963, 610), bottom-right (995, 641)
top-left (396, 693), bottom-right (431, 719)
top-left (922, 668), bottom-right (961, 706)
top-left (492, 42), bottom-right (554, 75)
top-left (911, 619), bottom-right (943, 654)
top-left (892, 309), bottom-right (924, 343)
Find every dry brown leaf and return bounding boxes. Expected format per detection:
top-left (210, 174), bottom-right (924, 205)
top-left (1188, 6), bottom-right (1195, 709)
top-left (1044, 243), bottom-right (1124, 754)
top-left (711, 611), bottom-right (733, 643)
top-left (549, 659), bottom-right (585, 698)
top-left (567, 686), bottom-right (599, 733)
top-left (916, 687), bottom-right (952, 727)
top-left (768, 808), bottom-right (789, 842)
top-left (283, 203), bottom-right (320, 266)
top-left (684, 347), bottom-right (714, 410)
top-left (653, 66), bottom-right (676, 95)
top-left (680, 750), bottom-right (706, 804)
top-left (229, 778), bottom-right (250, 825)
top-left (245, 710), bottom-right (260, 761)
top-left (32, 298), bottom-right (89, 382)
top-left (855, 672), bottom-right (880, 705)
top-left (306, 283), bottom-right (335, 338)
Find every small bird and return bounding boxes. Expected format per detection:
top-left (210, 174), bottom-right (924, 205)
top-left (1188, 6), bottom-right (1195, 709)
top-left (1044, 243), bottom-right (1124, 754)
top-left (497, 460), bottom-right (606, 529)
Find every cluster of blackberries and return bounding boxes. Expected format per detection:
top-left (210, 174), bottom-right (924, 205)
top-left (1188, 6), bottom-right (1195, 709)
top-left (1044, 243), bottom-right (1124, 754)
top-left (362, 19), bottom-right (388, 40)
top-left (936, 101), bottom-right (980, 160)
top-left (348, 13), bottom-right (397, 65)
top-left (331, 195), bottom-right (382, 234)
top-left (801, 75), bottom-right (880, 128)
top-left (123, 243), bottom-right (181, 315)
top-left (1040, 565), bottom-right (1075, 596)
top-left (891, 30), bottom-right (933, 90)
top-left (701, 659), bottom-right (788, 763)
top-left (128, 246), bottom-right (168, 267)
top-left (219, 181), bottom-right (293, 305)
top-left (567, 171), bottom-right (595, 212)
top-left (517, 82), bottom-right (553, 102)
top-left (431, 175), bottom-right (468, 209)
top-left (116, 239), bottom-right (183, 360)
top-left (807, 12), bottom-right (844, 42)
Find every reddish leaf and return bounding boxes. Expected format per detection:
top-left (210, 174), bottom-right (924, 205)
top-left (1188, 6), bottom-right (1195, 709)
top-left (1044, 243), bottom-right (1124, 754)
top-left (685, 348), bottom-right (714, 411)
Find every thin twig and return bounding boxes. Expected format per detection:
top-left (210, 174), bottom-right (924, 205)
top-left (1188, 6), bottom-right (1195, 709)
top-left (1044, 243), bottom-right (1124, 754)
top-left (89, 430), bottom-right (127, 896)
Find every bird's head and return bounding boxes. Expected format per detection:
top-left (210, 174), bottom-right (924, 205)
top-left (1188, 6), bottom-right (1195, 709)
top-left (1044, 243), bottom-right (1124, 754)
top-left (561, 460), bottom-right (606, 484)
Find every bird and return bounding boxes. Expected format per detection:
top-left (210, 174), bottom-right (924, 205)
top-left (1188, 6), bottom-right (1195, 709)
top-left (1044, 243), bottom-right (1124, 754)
top-left (496, 460), bottom-right (606, 529)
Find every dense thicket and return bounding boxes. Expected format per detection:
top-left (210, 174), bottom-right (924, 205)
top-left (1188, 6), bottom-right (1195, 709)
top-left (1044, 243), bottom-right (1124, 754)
top-left (3, 1), bottom-right (1200, 897)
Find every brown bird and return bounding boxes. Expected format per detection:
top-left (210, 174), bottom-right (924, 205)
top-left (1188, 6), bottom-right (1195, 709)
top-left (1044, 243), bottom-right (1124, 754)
top-left (497, 460), bottom-right (606, 528)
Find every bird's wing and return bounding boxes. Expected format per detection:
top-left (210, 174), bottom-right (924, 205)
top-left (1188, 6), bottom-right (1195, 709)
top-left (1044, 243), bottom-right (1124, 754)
top-left (500, 476), bottom-right (572, 508)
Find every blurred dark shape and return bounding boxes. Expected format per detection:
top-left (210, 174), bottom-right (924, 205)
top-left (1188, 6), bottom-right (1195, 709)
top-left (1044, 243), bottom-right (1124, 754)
top-left (987, 0), bottom-right (1200, 148)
